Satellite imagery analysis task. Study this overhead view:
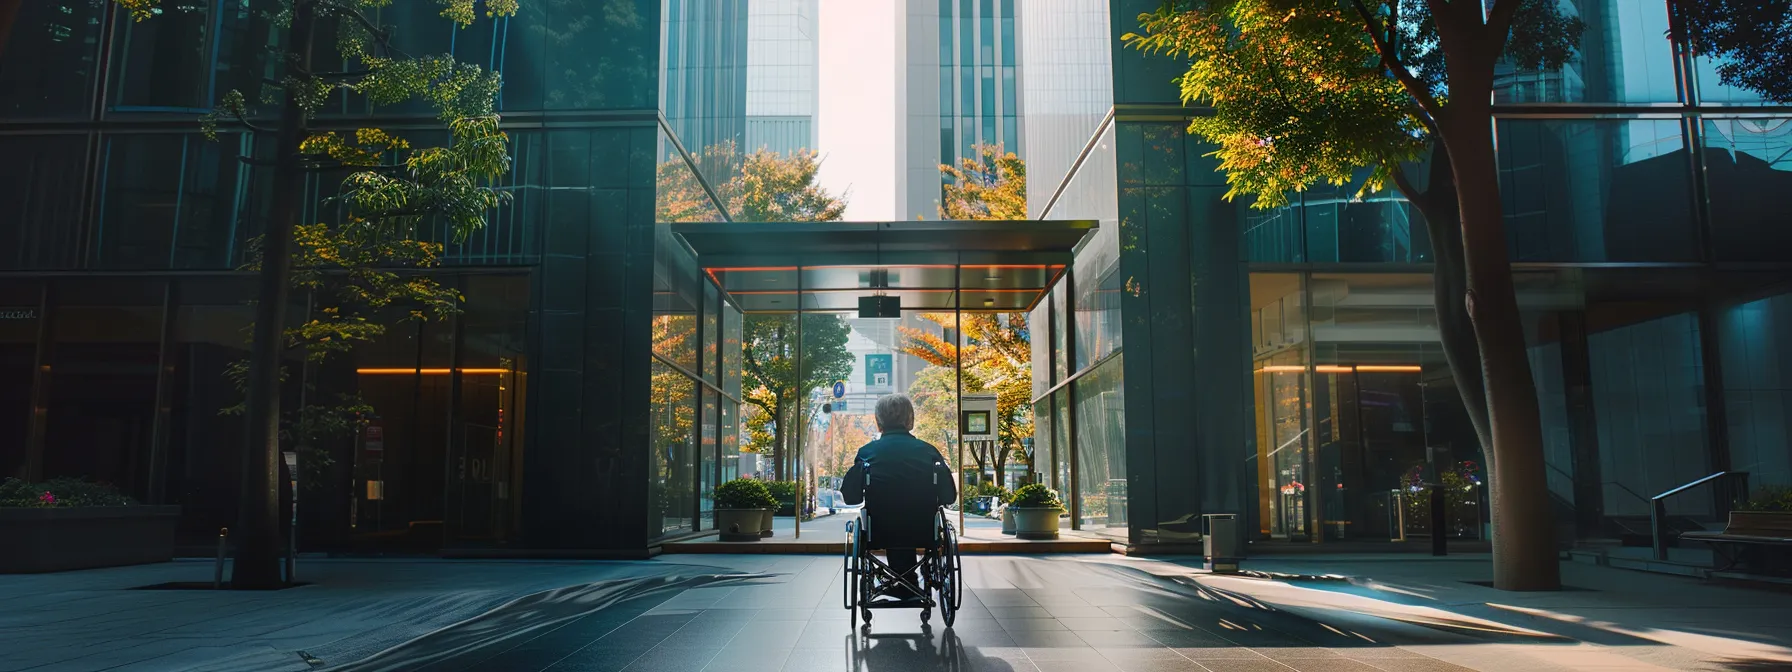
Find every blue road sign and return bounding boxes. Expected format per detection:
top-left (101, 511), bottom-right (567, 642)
top-left (833, 381), bottom-right (846, 398)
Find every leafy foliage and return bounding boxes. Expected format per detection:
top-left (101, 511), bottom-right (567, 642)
top-left (1121, 0), bottom-right (1581, 208)
top-left (1010, 483), bottom-right (1063, 510)
top-left (223, 224), bottom-right (462, 489)
top-left (741, 314), bottom-right (855, 478)
top-left (657, 142), bottom-right (848, 223)
top-left (765, 480), bottom-right (804, 503)
top-left (715, 478), bottom-right (778, 510)
top-left (900, 313), bottom-right (1033, 486)
top-left (1741, 485), bottom-right (1792, 513)
top-left (939, 144), bottom-right (1027, 220)
top-left (1674, 0), bottom-right (1792, 103)
top-left (0, 478), bottom-right (135, 508)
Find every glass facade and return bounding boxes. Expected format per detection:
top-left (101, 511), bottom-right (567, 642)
top-left (0, 0), bottom-right (745, 556)
top-left (903, 0), bottom-right (1024, 219)
top-left (1020, 0), bottom-right (1792, 552)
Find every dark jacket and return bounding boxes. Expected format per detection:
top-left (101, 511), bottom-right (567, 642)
top-left (841, 431), bottom-right (957, 548)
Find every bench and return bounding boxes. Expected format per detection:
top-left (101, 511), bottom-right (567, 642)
top-left (1680, 512), bottom-right (1792, 575)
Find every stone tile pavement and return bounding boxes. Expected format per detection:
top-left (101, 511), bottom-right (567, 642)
top-left (2, 553), bottom-right (1790, 671)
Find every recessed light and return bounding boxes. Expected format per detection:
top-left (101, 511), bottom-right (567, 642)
top-left (983, 298), bottom-right (995, 307)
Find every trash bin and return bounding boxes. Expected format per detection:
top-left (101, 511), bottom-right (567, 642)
top-left (1203, 513), bottom-right (1241, 574)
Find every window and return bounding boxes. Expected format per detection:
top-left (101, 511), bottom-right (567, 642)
top-left (0, 135), bottom-right (86, 270)
top-left (0, 1), bottom-right (103, 117)
top-left (96, 134), bottom-right (250, 270)
top-left (1496, 119), bottom-right (1698, 262)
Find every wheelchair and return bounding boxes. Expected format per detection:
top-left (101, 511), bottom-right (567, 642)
top-left (841, 463), bottom-right (963, 628)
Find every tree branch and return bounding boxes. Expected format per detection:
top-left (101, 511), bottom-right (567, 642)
top-left (1484, 0), bottom-right (1524, 62)
top-left (1349, 0), bottom-right (1445, 117)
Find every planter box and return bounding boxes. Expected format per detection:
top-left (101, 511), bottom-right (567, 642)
top-left (1729, 510), bottom-right (1792, 533)
top-left (1012, 507), bottom-right (1062, 540)
top-left (717, 509), bottom-right (773, 542)
top-left (1001, 507), bottom-right (1016, 535)
top-left (0, 506), bottom-right (181, 574)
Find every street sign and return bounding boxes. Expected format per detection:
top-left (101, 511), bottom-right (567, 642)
top-left (865, 354), bottom-right (892, 389)
top-left (832, 381), bottom-right (845, 398)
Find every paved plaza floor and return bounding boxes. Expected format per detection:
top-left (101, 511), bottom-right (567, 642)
top-left (2, 553), bottom-right (1789, 672)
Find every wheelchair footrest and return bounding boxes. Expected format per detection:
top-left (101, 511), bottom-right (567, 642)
top-left (863, 597), bottom-right (932, 609)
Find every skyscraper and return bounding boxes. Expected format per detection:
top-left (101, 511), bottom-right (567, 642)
top-left (746, 0), bottom-right (820, 156)
top-left (897, 0), bottom-right (1022, 220)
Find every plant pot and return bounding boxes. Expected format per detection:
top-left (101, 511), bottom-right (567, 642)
top-left (0, 506), bottom-right (181, 573)
top-left (1012, 507), bottom-right (1061, 540)
top-left (717, 509), bottom-right (764, 542)
top-left (760, 508), bottom-right (775, 537)
top-left (1001, 507), bottom-right (1016, 535)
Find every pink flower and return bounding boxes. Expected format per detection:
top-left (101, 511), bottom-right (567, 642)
top-left (39, 491), bottom-right (55, 506)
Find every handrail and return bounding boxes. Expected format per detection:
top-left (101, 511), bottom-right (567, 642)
top-left (1651, 470), bottom-right (1749, 561)
top-left (1653, 471), bottom-right (1739, 501)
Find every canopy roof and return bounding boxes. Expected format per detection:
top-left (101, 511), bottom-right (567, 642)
top-left (670, 220), bottom-right (1096, 312)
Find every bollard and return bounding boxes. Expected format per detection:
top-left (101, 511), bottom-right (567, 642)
top-left (214, 528), bottom-right (229, 589)
top-left (1429, 485), bottom-right (1447, 557)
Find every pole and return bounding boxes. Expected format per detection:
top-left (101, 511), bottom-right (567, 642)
top-left (794, 265), bottom-right (803, 541)
top-left (955, 259), bottom-right (964, 533)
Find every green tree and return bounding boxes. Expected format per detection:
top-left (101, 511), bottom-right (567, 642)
top-left (1125, 0), bottom-right (1791, 590)
top-left (116, 0), bottom-right (515, 589)
top-left (742, 314), bottom-right (855, 480)
top-left (939, 143), bottom-right (1027, 220)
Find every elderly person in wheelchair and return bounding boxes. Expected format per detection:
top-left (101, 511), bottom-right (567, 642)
top-left (841, 394), bottom-right (958, 611)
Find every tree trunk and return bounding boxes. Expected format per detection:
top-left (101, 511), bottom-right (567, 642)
top-left (234, 0), bottom-right (316, 590)
top-left (1398, 146), bottom-right (1495, 459)
top-left (1441, 109), bottom-right (1561, 591)
top-left (772, 398), bottom-right (787, 481)
top-left (993, 443), bottom-right (1008, 489)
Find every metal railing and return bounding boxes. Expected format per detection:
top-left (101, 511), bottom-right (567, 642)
top-left (1652, 471), bottom-right (1750, 561)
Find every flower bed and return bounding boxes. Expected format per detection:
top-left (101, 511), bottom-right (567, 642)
top-left (0, 478), bottom-right (180, 574)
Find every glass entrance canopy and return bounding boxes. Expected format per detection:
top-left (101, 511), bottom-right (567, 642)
top-left (671, 220), bottom-right (1097, 312)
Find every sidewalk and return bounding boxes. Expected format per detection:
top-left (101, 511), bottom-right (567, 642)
top-left (3, 553), bottom-right (1789, 671)
top-left (1149, 553), bottom-right (1792, 670)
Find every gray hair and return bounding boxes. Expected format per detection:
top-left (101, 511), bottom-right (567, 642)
top-left (874, 394), bottom-right (916, 433)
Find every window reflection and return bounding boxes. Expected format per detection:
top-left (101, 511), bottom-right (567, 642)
top-left (650, 359), bottom-right (697, 537)
top-left (1492, 0), bottom-right (1679, 104)
top-left (1720, 292), bottom-right (1792, 490)
top-left (1704, 118), bottom-right (1792, 262)
top-left (0, 0), bottom-right (102, 117)
top-left (1074, 354), bottom-right (1125, 537)
top-left (1497, 118), bottom-right (1698, 262)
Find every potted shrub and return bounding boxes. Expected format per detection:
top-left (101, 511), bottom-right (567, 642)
top-left (1009, 484), bottom-right (1064, 540)
top-left (715, 479), bottom-right (777, 542)
top-left (0, 478), bottom-right (181, 573)
top-left (767, 480), bottom-right (802, 517)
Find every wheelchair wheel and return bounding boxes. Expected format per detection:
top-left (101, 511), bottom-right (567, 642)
top-left (935, 518), bottom-right (962, 626)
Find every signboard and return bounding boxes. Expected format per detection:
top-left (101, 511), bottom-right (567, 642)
top-left (363, 425), bottom-right (384, 452)
top-left (864, 354), bottom-right (892, 389)
top-left (832, 381), bottom-right (846, 398)
top-left (959, 393), bottom-right (998, 442)
top-left (0, 308), bottom-right (36, 320)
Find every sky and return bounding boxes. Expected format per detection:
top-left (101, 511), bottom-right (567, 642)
top-left (815, 0), bottom-right (898, 221)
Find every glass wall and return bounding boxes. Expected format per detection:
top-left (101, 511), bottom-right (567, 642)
top-left (1720, 292), bottom-right (1792, 490)
top-left (0, 281), bottom-right (41, 481)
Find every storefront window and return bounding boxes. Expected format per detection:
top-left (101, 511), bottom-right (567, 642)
top-left (447, 275), bottom-right (530, 547)
top-left (701, 390), bottom-right (718, 529)
top-left (43, 279), bottom-right (166, 501)
top-left (1074, 355), bottom-right (1125, 537)
top-left (0, 281), bottom-right (41, 480)
top-left (650, 360), bottom-right (697, 537)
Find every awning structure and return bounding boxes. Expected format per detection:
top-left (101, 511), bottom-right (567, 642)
top-left (671, 220), bottom-right (1097, 312)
